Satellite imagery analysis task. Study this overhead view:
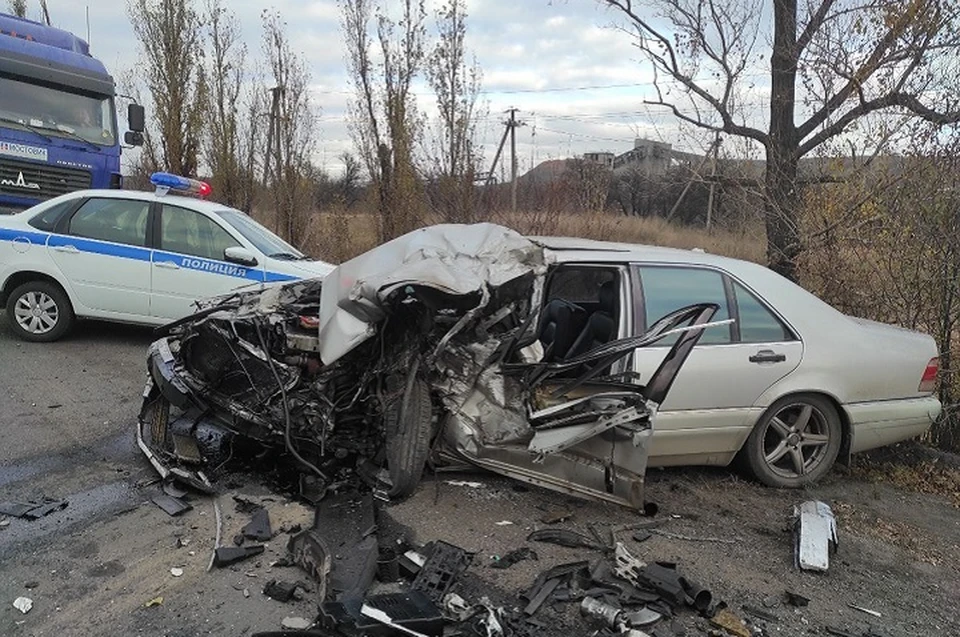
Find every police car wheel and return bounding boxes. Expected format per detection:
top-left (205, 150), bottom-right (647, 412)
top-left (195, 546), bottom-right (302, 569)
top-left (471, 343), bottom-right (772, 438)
top-left (6, 281), bottom-right (74, 342)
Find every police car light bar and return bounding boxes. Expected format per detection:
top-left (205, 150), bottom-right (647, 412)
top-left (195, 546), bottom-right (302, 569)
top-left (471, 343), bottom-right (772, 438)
top-left (150, 172), bottom-right (212, 197)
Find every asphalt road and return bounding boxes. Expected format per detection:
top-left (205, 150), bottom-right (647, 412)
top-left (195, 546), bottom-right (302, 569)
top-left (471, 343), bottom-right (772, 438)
top-left (0, 314), bottom-right (957, 637)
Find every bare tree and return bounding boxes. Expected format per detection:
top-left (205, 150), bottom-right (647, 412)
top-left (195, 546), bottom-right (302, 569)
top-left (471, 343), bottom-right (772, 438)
top-left (425, 0), bottom-right (483, 222)
top-left (341, 0), bottom-right (427, 241)
top-left (128, 0), bottom-right (206, 176)
top-left (261, 9), bottom-right (317, 248)
top-left (601, 0), bottom-right (960, 281)
top-left (202, 0), bottom-right (259, 211)
top-left (7, 1), bottom-right (26, 17)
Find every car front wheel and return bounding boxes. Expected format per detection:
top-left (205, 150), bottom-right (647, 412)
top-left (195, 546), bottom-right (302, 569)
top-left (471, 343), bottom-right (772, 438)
top-left (5, 281), bottom-right (74, 342)
top-left (742, 394), bottom-right (842, 488)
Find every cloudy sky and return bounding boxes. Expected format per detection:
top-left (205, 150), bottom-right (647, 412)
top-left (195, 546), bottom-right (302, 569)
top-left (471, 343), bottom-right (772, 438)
top-left (40, 0), bottom-right (764, 177)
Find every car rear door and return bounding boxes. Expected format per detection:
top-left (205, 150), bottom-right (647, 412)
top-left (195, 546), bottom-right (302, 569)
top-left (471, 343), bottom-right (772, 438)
top-left (629, 264), bottom-right (803, 463)
top-left (150, 203), bottom-right (265, 320)
top-left (46, 196), bottom-right (151, 317)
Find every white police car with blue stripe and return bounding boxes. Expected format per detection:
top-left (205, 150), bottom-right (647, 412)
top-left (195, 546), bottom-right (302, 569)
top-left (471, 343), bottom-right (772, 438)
top-left (0, 172), bottom-right (334, 341)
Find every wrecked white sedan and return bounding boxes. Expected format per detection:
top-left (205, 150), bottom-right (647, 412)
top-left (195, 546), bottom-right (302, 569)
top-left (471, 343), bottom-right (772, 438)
top-left (137, 224), bottom-right (720, 510)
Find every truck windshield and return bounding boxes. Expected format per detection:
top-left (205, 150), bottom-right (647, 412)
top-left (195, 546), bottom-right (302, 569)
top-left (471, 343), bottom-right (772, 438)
top-left (215, 208), bottom-right (306, 260)
top-left (0, 76), bottom-right (116, 147)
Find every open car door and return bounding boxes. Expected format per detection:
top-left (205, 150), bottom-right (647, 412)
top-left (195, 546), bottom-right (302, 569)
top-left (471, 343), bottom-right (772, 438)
top-left (437, 304), bottom-right (722, 511)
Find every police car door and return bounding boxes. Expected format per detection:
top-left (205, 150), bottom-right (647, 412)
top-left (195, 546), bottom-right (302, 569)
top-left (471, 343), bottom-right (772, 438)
top-left (150, 203), bottom-right (264, 320)
top-left (47, 197), bottom-right (151, 318)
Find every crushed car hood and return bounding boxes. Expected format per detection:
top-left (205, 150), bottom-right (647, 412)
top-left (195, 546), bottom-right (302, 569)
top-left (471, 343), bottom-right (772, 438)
top-left (317, 223), bottom-right (547, 364)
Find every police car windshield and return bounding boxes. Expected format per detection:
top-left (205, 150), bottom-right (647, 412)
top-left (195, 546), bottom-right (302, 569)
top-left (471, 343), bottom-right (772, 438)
top-left (215, 209), bottom-right (305, 260)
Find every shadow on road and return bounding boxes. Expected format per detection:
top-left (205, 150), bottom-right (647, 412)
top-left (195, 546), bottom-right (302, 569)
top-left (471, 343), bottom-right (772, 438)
top-left (0, 315), bottom-right (157, 346)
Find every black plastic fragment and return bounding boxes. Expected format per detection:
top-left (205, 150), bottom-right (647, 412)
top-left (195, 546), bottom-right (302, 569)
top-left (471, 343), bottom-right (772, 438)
top-left (213, 544), bottom-right (265, 567)
top-left (263, 579), bottom-right (298, 602)
top-left (320, 590), bottom-right (443, 636)
top-left (523, 577), bottom-right (560, 616)
top-left (0, 498), bottom-right (68, 520)
top-left (742, 604), bottom-right (780, 623)
top-left (411, 540), bottom-right (474, 604)
top-left (162, 480), bottom-right (188, 499)
top-left (491, 547), bottom-right (538, 569)
top-left (784, 590), bottom-right (810, 607)
top-left (243, 507), bottom-right (272, 541)
top-left (152, 494), bottom-right (192, 517)
top-left (527, 528), bottom-right (605, 550)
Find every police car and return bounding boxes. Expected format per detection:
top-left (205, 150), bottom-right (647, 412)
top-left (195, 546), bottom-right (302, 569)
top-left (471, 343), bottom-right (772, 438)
top-left (0, 172), bottom-right (334, 342)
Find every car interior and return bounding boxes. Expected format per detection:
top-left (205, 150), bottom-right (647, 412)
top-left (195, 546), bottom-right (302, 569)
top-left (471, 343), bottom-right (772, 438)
top-left (537, 265), bottom-right (623, 365)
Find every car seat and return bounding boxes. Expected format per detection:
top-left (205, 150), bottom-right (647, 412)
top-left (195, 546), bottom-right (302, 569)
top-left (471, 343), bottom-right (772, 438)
top-left (565, 280), bottom-right (618, 359)
top-left (538, 298), bottom-right (588, 362)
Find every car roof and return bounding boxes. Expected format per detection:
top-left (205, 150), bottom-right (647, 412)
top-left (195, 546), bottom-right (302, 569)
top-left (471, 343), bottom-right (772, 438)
top-left (532, 234), bottom-right (748, 269)
top-left (47, 189), bottom-right (235, 215)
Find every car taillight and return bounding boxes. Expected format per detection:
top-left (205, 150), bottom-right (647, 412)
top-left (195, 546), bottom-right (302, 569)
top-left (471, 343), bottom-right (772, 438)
top-left (919, 357), bottom-right (938, 393)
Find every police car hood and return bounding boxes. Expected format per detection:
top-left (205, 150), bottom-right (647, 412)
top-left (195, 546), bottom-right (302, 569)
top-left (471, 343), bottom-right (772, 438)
top-left (317, 223), bottom-right (547, 365)
top-left (270, 257), bottom-right (336, 279)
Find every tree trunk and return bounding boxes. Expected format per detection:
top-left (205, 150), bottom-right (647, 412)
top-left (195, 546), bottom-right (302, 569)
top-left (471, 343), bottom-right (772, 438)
top-left (767, 0), bottom-right (800, 281)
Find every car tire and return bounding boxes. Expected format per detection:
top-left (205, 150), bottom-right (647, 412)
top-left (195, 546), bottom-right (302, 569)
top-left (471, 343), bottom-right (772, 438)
top-left (742, 394), bottom-right (842, 488)
top-left (5, 280), bottom-right (74, 342)
top-left (383, 371), bottom-right (433, 498)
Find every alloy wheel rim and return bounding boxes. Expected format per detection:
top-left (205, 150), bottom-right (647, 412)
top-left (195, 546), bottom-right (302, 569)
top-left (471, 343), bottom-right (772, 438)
top-left (761, 402), bottom-right (831, 479)
top-left (13, 291), bottom-right (59, 335)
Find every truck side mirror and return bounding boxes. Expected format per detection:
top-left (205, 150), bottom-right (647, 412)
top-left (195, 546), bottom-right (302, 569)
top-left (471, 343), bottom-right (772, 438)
top-left (124, 131), bottom-right (144, 147)
top-left (128, 103), bottom-right (145, 132)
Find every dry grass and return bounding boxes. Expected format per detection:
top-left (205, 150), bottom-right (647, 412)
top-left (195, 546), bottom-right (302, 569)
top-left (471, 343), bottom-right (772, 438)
top-left (305, 207), bottom-right (765, 265)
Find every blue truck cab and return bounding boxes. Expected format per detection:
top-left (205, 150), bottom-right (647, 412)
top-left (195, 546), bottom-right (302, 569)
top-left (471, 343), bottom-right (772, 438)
top-left (0, 13), bottom-right (144, 214)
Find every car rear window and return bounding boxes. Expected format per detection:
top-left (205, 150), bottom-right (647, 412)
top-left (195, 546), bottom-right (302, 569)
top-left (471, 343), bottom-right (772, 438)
top-left (733, 281), bottom-right (791, 342)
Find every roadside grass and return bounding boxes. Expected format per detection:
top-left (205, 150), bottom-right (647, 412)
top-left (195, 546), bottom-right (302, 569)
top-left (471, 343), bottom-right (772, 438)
top-left (305, 208), bottom-right (766, 265)
top-left (850, 441), bottom-right (960, 508)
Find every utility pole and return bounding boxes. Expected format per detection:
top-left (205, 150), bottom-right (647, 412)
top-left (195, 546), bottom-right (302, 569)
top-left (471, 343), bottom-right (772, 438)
top-left (485, 108), bottom-right (525, 211)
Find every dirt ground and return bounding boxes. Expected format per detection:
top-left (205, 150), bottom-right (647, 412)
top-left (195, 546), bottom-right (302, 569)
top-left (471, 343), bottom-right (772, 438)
top-left (0, 318), bottom-right (958, 637)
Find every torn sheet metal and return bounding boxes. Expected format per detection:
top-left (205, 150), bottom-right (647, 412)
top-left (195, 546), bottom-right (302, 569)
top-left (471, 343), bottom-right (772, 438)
top-left (794, 500), bottom-right (838, 571)
top-left (317, 223), bottom-right (547, 365)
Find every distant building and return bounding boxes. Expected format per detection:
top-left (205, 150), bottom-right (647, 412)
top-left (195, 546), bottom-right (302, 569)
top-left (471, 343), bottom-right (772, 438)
top-left (583, 151), bottom-right (614, 169)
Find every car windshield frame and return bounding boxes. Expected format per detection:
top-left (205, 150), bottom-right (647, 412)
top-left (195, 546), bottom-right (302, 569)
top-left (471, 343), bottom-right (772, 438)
top-left (213, 208), bottom-right (304, 260)
top-left (0, 76), bottom-right (117, 147)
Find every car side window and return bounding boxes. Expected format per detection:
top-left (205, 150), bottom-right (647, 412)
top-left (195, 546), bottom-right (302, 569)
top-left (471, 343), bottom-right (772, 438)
top-left (28, 200), bottom-right (76, 231)
top-left (733, 281), bottom-right (791, 342)
top-left (638, 266), bottom-right (732, 345)
top-left (68, 198), bottom-right (149, 246)
top-left (160, 204), bottom-right (240, 260)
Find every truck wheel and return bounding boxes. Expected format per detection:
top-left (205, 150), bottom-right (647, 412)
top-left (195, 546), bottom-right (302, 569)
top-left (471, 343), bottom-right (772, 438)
top-left (741, 394), bottom-right (842, 488)
top-left (383, 371), bottom-right (433, 498)
top-left (5, 280), bottom-right (74, 342)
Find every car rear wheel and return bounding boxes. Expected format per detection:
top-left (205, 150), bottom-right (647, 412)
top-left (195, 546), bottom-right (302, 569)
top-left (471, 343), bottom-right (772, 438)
top-left (383, 371), bottom-right (434, 498)
top-left (742, 394), bottom-right (841, 488)
top-left (5, 281), bottom-right (74, 342)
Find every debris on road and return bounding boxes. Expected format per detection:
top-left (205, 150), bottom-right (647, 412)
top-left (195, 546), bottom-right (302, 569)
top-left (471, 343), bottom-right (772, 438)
top-left (279, 616), bottom-right (312, 630)
top-left (241, 507), bottom-right (272, 542)
top-left (445, 480), bottom-right (483, 488)
top-left (784, 590), bottom-right (810, 607)
top-left (794, 500), bottom-right (838, 571)
top-left (213, 545), bottom-right (265, 568)
top-left (13, 596), bottom-right (32, 614)
top-left (540, 508), bottom-right (574, 524)
top-left (527, 528), bottom-right (605, 551)
top-left (710, 607), bottom-right (751, 637)
top-left (490, 547), bottom-right (538, 569)
top-left (0, 497), bottom-right (68, 520)
top-left (411, 540), bottom-right (474, 604)
top-left (848, 603), bottom-right (882, 617)
top-left (151, 493), bottom-right (192, 517)
top-left (741, 604), bottom-right (780, 623)
top-left (145, 596), bottom-right (163, 608)
top-left (262, 579), bottom-right (298, 603)
top-left (170, 567), bottom-right (183, 577)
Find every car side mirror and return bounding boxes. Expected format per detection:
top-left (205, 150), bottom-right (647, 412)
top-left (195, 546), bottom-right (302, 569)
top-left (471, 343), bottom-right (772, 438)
top-left (124, 131), bottom-right (144, 147)
top-left (224, 246), bottom-right (258, 267)
top-left (128, 103), bottom-right (145, 132)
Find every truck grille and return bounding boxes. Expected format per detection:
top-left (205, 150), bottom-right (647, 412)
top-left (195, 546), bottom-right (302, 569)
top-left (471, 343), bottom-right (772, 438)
top-left (0, 159), bottom-right (91, 199)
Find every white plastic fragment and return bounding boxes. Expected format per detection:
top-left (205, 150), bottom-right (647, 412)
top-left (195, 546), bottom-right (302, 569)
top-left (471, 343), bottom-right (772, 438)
top-left (13, 597), bottom-right (32, 614)
top-left (445, 480), bottom-right (483, 488)
top-left (281, 617), bottom-right (311, 630)
top-left (848, 603), bottom-right (881, 617)
top-left (794, 500), bottom-right (838, 571)
top-left (495, 520), bottom-right (514, 526)
top-left (170, 567), bottom-right (184, 577)
top-left (361, 604), bottom-right (430, 636)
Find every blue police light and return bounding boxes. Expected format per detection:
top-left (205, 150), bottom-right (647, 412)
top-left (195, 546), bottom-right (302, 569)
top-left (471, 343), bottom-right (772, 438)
top-left (150, 172), bottom-right (212, 197)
